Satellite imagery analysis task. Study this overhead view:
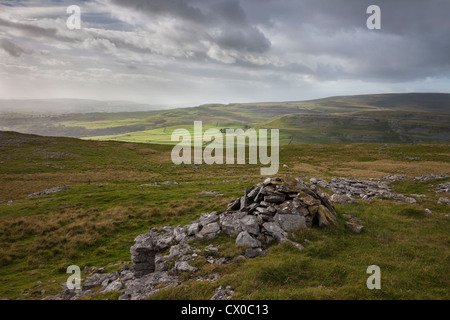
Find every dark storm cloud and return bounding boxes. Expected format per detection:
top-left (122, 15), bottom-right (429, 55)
top-left (0, 38), bottom-right (28, 57)
top-left (110, 0), bottom-right (272, 55)
top-left (105, 0), bottom-right (450, 81)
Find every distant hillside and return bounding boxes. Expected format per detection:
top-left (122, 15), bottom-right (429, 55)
top-left (0, 99), bottom-right (172, 114)
top-left (0, 93), bottom-right (449, 144)
top-left (233, 93), bottom-right (450, 114)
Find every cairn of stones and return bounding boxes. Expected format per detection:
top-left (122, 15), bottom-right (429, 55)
top-left (131, 177), bottom-right (338, 278)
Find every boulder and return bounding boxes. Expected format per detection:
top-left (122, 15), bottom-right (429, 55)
top-left (274, 214), bottom-right (306, 232)
top-left (345, 222), bottom-right (364, 234)
top-left (262, 222), bottom-right (287, 241)
top-left (235, 231), bottom-right (261, 248)
top-left (239, 215), bottom-right (260, 235)
top-left (316, 205), bottom-right (338, 227)
top-left (186, 223), bottom-right (200, 236)
top-left (174, 260), bottom-right (197, 273)
top-left (219, 213), bottom-right (242, 235)
top-left (198, 222), bottom-right (220, 239)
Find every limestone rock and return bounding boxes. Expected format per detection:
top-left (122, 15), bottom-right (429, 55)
top-left (199, 211), bottom-right (219, 226)
top-left (235, 231), bottom-right (261, 248)
top-left (169, 243), bottom-right (192, 259)
top-left (219, 213), bottom-right (242, 235)
top-left (198, 222), bottom-right (221, 239)
top-left (345, 222), bottom-right (364, 234)
top-left (186, 222), bottom-right (200, 236)
top-left (262, 222), bottom-right (287, 241)
top-left (210, 286), bottom-right (234, 300)
top-left (239, 215), bottom-right (260, 235)
top-left (274, 213), bottom-right (306, 232)
top-left (331, 193), bottom-right (353, 204)
top-left (316, 205), bottom-right (338, 227)
top-left (174, 260), bottom-right (197, 273)
top-left (101, 279), bottom-right (123, 293)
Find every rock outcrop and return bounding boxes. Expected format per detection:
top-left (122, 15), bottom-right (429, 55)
top-left (309, 177), bottom-right (416, 203)
top-left (130, 177), bottom-right (338, 278)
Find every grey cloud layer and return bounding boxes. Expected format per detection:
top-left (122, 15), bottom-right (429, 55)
top-left (0, 38), bottom-right (28, 57)
top-left (0, 0), bottom-right (449, 103)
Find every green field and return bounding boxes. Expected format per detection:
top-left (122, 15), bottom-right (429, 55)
top-left (0, 131), bottom-right (449, 300)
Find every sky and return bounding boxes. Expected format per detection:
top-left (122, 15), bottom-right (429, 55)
top-left (0, 0), bottom-right (449, 106)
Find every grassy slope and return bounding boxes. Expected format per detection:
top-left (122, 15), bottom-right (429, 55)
top-left (0, 131), bottom-right (449, 299)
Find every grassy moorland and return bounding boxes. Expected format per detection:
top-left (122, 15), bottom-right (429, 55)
top-left (0, 131), bottom-right (449, 300)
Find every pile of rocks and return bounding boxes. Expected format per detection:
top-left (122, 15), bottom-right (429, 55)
top-left (130, 177), bottom-right (338, 278)
top-left (28, 186), bottom-right (69, 198)
top-left (309, 177), bottom-right (416, 204)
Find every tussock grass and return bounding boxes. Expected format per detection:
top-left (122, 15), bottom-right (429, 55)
top-left (0, 132), bottom-right (448, 299)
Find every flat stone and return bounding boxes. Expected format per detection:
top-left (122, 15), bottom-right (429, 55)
top-left (82, 273), bottom-right (113, 290)
top-left (199, 212), bottom-right (219, 226)
top-left (101, 279), bottom-right (123, 293)
top-left (262, 222), bottom-right (287, 241)
top-left (264, 195), bottom-right (286, 203)
top-left (297, 191), bottom-right (320, 206)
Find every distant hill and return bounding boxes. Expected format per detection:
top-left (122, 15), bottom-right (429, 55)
top-left (0, 93), bottom-right (449, 144)
top-left (232, 92), bottom-right (450, 115)
top-left (0, 99), bottom-right (172, 114)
